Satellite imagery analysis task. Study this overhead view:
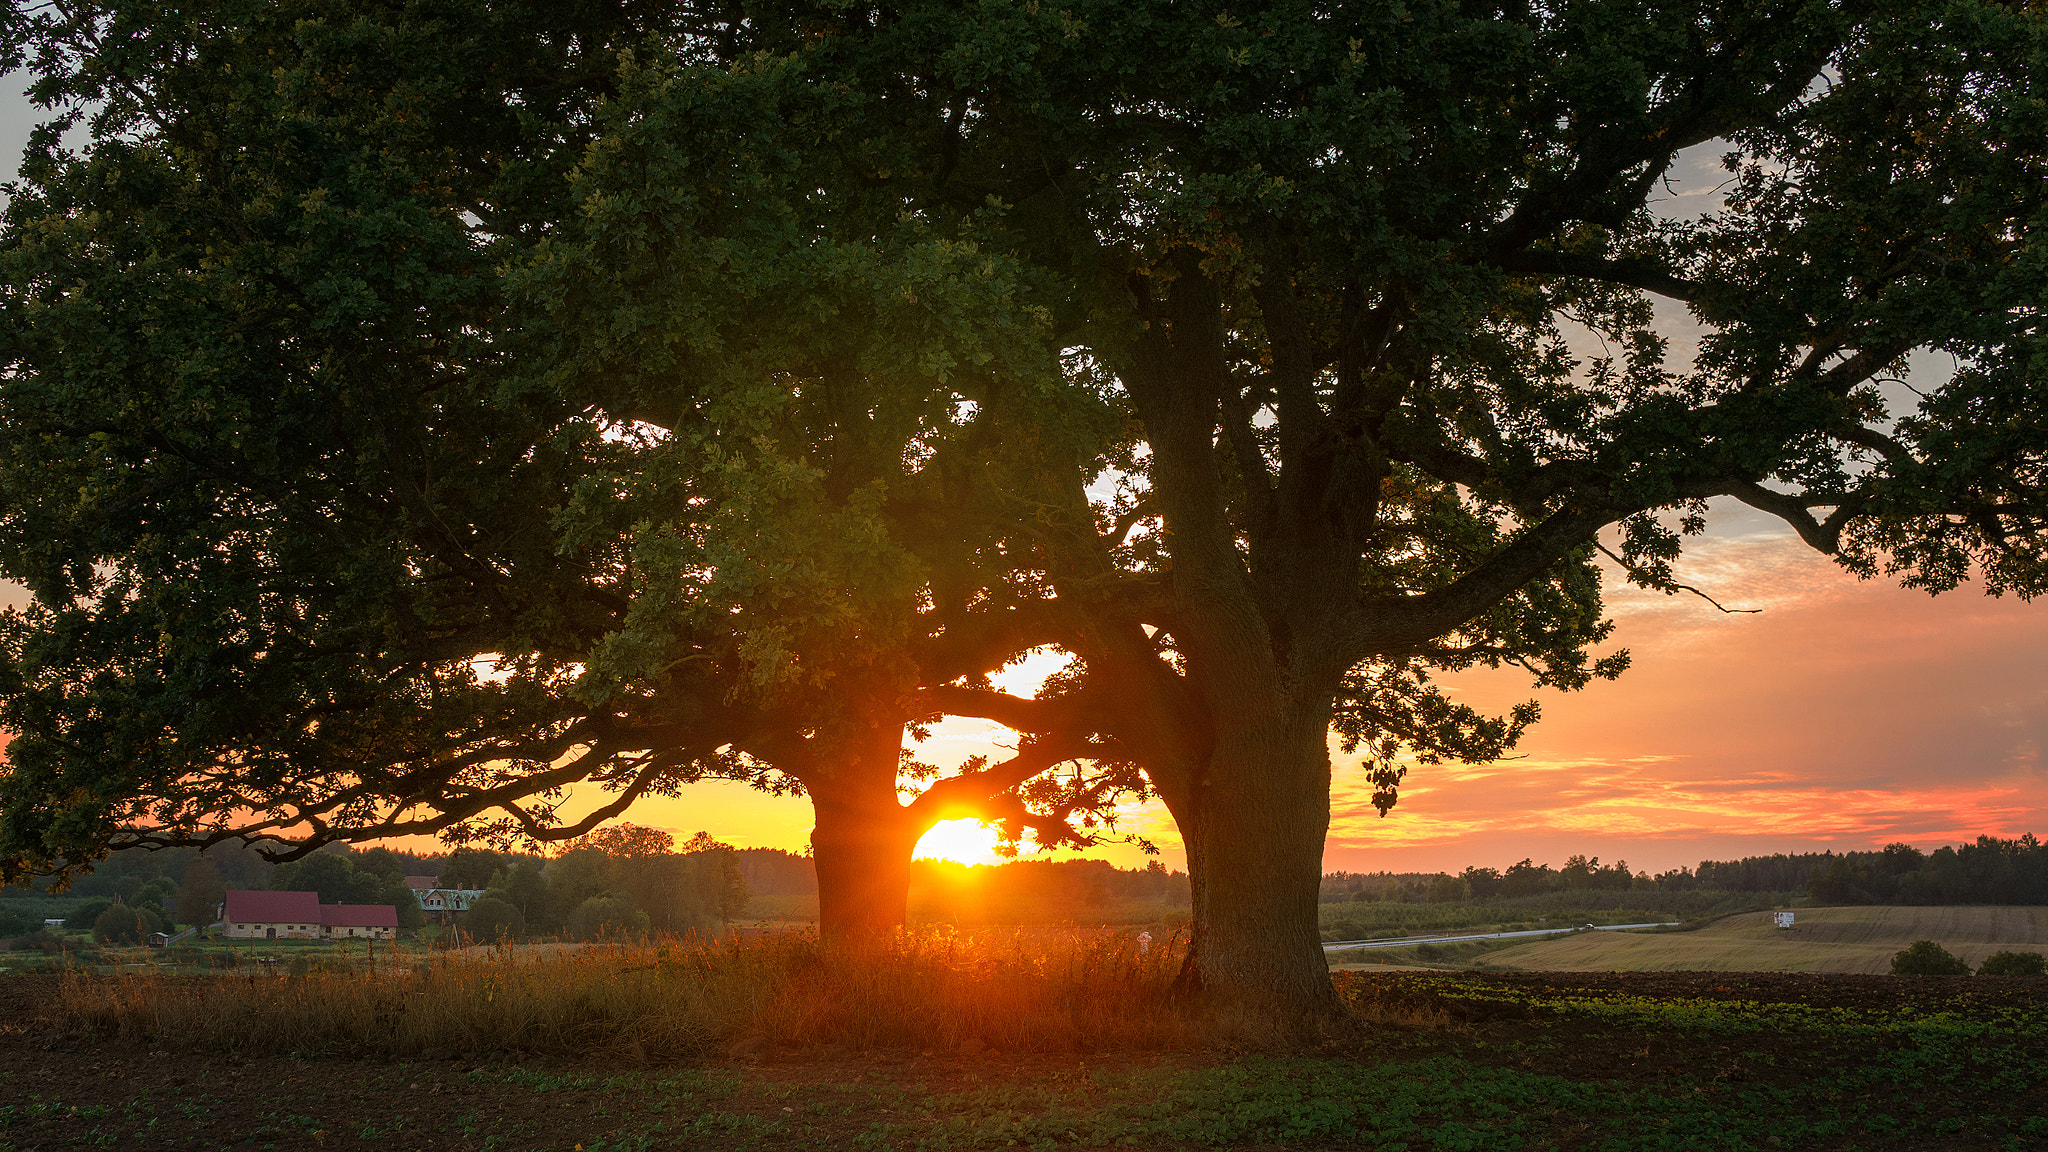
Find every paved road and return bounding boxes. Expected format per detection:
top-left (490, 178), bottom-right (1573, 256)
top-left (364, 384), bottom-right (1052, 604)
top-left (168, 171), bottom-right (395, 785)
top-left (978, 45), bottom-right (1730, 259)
top-left (1322, 921), bottom-right (1681, 953)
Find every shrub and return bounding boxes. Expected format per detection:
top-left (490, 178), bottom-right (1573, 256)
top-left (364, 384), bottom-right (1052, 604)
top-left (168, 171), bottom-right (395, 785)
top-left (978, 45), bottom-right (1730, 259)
top-left (65, 899), bottom-right (113, 930)
top-left (1891, 939), bottom-right (1971, 975)
top-left (0, 906), bottom-right (43, 937)
top-left (93, 903), bottom-right (148, 945)
top-left (461, 897), bottom-right (525, 942)
top-left (1977, 950), bottom-right (2047, 977)
top-left (10, 927), bottom-right (65, 954)
top-left (568, 894), bottom-right (649, 942)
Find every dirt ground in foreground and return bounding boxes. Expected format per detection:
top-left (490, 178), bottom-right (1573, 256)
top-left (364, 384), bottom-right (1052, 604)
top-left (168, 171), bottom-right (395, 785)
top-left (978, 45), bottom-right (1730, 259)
top-left (1, 970), bottom-right (2044, 1151)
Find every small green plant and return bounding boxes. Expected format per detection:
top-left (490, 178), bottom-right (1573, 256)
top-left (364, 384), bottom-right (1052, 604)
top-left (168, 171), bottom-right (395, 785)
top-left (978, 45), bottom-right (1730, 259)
top-left (1890, 940), bottom-right (1971, 975)
top-left (1977, 950), bottom-right (2048, 977)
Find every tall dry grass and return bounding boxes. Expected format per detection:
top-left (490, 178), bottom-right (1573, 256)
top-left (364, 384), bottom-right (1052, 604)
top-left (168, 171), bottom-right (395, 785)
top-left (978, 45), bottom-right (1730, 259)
top-left (56, 927), bottom-right (1203, 1060)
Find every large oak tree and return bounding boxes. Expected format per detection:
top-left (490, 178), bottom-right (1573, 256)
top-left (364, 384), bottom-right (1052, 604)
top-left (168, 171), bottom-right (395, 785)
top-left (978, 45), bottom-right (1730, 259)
top-left (608, 0), bottom-right (2043, 1020)
top-left (0, 1), bottom-right (1133, 936)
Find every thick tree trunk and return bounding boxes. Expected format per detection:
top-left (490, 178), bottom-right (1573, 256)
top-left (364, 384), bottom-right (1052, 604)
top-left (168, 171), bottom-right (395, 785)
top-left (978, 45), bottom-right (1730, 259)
top-left (802, 722), bottom-right (921, 938)
top-left (1165, 704), bottom-right (1341, 1027)
top-left (811, 796), bottom-right (919, 936)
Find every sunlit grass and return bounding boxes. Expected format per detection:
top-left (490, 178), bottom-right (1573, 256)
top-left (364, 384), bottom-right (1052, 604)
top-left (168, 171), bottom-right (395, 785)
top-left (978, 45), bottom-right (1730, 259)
top-left (53, 926), bottom-right (1203, 1060)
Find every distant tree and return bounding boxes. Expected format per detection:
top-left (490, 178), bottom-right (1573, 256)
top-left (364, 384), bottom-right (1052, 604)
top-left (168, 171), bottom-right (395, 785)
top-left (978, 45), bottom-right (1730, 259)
top-left (543, 850), bottom-right (619, 928)
top-left (133, 876), bottom-right (177, 914)
top-left (544, 827), bottom-right (744, 935)
top-left (1891, 940), bottom-right (1972, 976)
top-left (500, 861), bottom-right (549, 930)
top-left (175, 856), bottom-right (226, 926)
top-left (92, 901), bottom-right (146, 945)
top-left (1427, 875), bottom-right (1470, 903)
top-left (1595, 862), bottom-right (1637, 892)
top-left (731, 849), bottom-right (819, 898)
top-left (64, 899), bottom-right (112, 931)
top-left (438, 849), bottom-right (504, 892)
top-left (1649, 868), bottom-right (1699, 893)
top-left (188, 844), bottom-right (277, 893)
top-left (461, 896), bottom-right (525, 942)
top-left (0, 906), bottom-right (38, 937)
top-left (352, 847), bottom-right (407, 882)
top-left (679, 833), bottom-right (751, 924)
top-left (675, 832), bottom-right (724, 856)
top-left (567, 895), bottom-right (649, 943)
top-left (1880, 843), bottom-right (1928, 875)
top-left (1461, 868), bottom-right (1503, 902)
top-left (1501, 861), bottom-right (1556, 900)
top-left (1559, 856), bottom-right (1597, 891)
top-left (270, 853), bottom-right (361, 903)
top-left (577, 825), bottom-right (674, 860)
top-left (1977, 951), bottom-right (2048, 977)
top-left (375, 875), bottom-right (426, 931)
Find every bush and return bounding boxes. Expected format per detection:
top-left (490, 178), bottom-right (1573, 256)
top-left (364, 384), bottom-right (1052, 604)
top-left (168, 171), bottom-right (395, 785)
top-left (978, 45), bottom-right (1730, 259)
top-left (461, 897), bottom-right (525, 942)
top-left (568, 894), bottom-right (650, 942)
top-left (66, 899), bottom-right (113, 930)
top-left (1891, 939), bottom-right (1971, 975)
top-left (0, 906), bottom-right (44, 937)
top-left (93, 902), bottom-right (150, 945)
top-left (9, 927), bottom-right (65, 954)
top-left (1977, 950), bottom-right (2047, 977)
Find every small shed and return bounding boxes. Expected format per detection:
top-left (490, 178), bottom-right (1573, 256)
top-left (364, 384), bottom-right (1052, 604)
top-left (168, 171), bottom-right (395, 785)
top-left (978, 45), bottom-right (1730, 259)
top-left (1773, 911), bottom-right (1795, 929)
top-left (146, 932), bottom-right (170, 948)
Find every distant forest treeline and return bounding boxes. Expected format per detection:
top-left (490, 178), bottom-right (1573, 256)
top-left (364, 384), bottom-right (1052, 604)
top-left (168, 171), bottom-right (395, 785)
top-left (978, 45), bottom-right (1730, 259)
top-left (0, 835), bottom-right (1192, 934)
top-left (9, 834), bottom-right (2044, 936)
top-left (1318, 835), bottom-right (2048, 907)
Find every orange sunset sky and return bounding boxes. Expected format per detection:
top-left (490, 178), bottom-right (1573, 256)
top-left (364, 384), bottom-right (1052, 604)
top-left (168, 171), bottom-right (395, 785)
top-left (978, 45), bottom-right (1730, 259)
top-left (2, 84), bottom-right (2043, 879)
top-left (582, 516), bottom-right (2048, 877)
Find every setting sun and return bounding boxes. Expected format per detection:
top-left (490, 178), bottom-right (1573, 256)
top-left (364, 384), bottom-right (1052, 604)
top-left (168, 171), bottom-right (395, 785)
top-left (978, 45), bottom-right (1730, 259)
top-left (914, 818), bottom-right (1005, 865)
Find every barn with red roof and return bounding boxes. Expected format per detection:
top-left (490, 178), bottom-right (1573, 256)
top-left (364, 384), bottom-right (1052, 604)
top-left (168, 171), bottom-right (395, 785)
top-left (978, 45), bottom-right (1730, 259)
top-left (220, 890), bottom-right (399, 941)
top-left (221, 890), bottom-right (322, 940)
top-left (320, 904), bottom-right (398, 939)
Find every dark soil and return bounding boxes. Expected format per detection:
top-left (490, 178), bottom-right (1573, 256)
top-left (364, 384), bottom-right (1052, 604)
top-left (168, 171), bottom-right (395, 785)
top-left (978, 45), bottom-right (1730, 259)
top-left (2, 971), bottom-right (2044, 1151)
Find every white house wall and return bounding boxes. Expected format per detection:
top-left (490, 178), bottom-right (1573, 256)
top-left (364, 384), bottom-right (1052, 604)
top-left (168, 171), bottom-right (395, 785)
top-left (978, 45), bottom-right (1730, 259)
top-left (222, 922), bottom-right (320, 940)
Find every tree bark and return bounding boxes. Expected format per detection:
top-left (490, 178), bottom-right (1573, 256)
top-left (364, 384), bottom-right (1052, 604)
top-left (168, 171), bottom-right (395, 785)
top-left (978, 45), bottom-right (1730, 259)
top-left (803, 723), bottom-right (922, 937)
top-left (1164, 703), bottom-right (1341, 1025)
top-left (810, 794), bottom-right (920, 936)
top-left (1097, 252), bottom-right (1351, 1028)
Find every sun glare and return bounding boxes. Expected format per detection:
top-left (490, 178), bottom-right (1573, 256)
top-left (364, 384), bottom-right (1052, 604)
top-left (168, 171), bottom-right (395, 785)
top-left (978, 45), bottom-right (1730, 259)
top-left (914, 818), bottom-right (1004, 866)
